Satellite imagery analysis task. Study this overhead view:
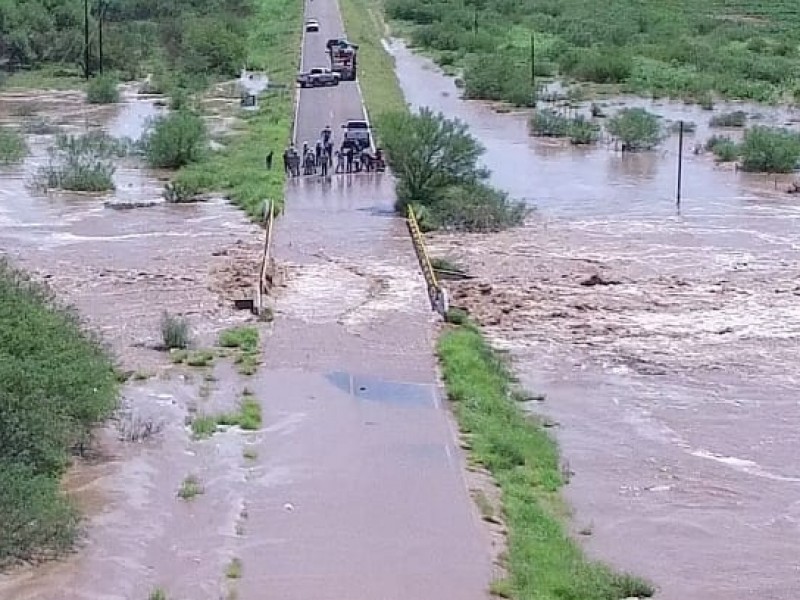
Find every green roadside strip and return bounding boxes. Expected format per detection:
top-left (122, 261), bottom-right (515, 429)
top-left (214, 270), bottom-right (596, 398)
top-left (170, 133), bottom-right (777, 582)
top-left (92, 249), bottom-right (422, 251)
top-left (339, 0), bottom-right (655, 595)
top-left (438, 323), bottom-right (655, 599)
top-left (175, 0), bottom-right (302, 218)
top-left (339, 0), bottom-right (407, 117)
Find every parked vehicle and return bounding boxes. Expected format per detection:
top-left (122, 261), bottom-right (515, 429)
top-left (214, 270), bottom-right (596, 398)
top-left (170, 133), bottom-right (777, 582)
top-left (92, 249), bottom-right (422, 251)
top-left (305, 19), bottom-right (320, 32)
top-left (341, 119), bottom-right (370, 150)
top-left (297, 67), bottom-right (341, 88)
top-left (326, 38), bottom-right (359, 81)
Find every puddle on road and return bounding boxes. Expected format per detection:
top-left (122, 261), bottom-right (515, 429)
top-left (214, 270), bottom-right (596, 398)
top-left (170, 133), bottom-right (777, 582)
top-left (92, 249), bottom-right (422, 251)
top-left (389, 39), bottom-right (800, 599)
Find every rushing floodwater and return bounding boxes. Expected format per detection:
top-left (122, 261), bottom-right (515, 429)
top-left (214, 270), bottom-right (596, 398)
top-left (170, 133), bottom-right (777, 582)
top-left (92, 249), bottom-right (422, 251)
top-left (388, 38), bottom-right (800, 599)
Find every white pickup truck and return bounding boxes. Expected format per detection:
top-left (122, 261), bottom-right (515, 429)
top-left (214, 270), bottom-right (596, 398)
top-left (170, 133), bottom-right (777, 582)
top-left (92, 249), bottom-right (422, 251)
top-left (296, 67), bottom-right (341, 88)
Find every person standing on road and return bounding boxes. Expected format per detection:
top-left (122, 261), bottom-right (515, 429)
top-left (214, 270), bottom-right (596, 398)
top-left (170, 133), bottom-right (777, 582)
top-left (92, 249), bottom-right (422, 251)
top-left (325, 140), bottom-right (333, 166)
top-left (315, 139), bottom-right (323, 167)
top-left (320, 149), bottom-right (329, 176)
top-left (321, 125), bottom-right (332, 146)
top-left (334, 149), bottom-right (343, 174)
top-left (345, 146), bottom-right (353, 173)
top-left (282, 147), bottom-right (290, 174)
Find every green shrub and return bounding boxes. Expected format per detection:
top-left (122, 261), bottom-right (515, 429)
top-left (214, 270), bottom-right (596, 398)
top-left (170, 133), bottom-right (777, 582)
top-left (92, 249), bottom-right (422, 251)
top-left (739, 126), bottom-right (800, 173)
top-left (712, 140), bottom-right (739, 162)
top-left (426, 183), bottom-right (528, 232)
top-left (34, 132), bottom-right (127, 192)
top-left (562, 47), bottom-right (632, 84)
top-left (0, 259), bottom-right (117, 567)
top-left (607, 107), bottom-right (663, 151)
top-left (0, 127), bottom-right (27, 164)
top-left (530, 110), bottom-right (569, 137)
top-left (568, 115), bottom-right (601, 144)
top-left (143, 111), bottom-right (206, 169)
top-left (160, 312), bottom-right (190, 349)
top-left (86, 75), bottom-right (120, 104)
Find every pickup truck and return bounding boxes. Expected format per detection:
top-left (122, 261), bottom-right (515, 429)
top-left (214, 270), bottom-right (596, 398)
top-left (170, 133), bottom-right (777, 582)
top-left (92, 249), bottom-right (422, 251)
top-left (341, 120), bottom-right (371, 151)
top-left (296, 67), bottom-right (340, 88)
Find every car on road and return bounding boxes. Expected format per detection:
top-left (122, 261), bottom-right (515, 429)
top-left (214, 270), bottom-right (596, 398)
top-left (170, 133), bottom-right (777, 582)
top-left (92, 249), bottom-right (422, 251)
top-left (342, 119), bottom-right (371, 150)
top-left (305, 19), bottom-right (320, 32)
top-left (297, 67), bottom-right (340, 88)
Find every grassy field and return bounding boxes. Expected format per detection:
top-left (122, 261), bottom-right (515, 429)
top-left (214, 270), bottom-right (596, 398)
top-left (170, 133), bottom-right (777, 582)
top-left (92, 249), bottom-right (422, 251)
top-left (340, 0), bottom-right (407, 117)
top-left (385, 0), bottom-right (800, 104)
top-left (0, 260), bottom-right (118, 568)
top-left (438, 322), bottom-right (654, 599)
top-left (175, 0), bottom-right (301, 218)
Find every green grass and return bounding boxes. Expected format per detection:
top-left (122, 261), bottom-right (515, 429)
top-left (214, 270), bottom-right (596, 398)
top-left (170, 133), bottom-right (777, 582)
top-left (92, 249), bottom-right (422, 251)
top-left (174, 0), bottom-right (301, 218)
top-left (340, 0), bottom-right (407, 119)
top-left (437, 322), bottom-right (654, 599)
top-left (219, 326), bottom-right (260, 353)
top-left (177, 474), bottom-right (204, 500)
top-left (191, 395), bottom-right (262, 439)
top-left (3, 66), bottom-right (86, 91)
top-left (226, 557), bottom-right (243, 579)
top-left (148, 589), bottom-right (168, 600)
top-left (0, 127), bottom-right (27, 165)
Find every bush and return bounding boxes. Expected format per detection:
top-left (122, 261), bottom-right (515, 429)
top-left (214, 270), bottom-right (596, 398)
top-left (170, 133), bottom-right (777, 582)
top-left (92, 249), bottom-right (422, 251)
top-left (530, 110), bottom-right (569, 137)
top-left (34, 132), bottom-right (127, 192)
top-left (86, 75), bottom-right (120, 104)
top-left (0, 259), bottom-right (117, 567)
top-left (709, 111), bottom-right (747, 128)
top-left (427, 183), bottom-right (528, 232)
top-left (739, 126), bottom-right (800, 173)
top-left (464, 52), bottom-right (535, 107)
top-left (561, 47), bottom-right (632, 84)
top-left (0, 127), bottom-right (27, 164)
top-left (160, 312), bottom-right (190, 349)
top-left (143, 111), bottom-right (206, 169)
top-left (607, 108), bottom-right (663, 151)
top-left (568, 115), bottom-right (601, 144)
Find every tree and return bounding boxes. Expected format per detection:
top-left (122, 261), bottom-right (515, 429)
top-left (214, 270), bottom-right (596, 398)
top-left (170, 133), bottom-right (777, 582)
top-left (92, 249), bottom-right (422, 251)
top-left (376, 108), bottom-right (486, 210)
top-left (607, 107), bottom-right (663, 151)
top-left (739, 126), bottom-right (800, 173)
top-left (142, 110), bottom-right (207, 169)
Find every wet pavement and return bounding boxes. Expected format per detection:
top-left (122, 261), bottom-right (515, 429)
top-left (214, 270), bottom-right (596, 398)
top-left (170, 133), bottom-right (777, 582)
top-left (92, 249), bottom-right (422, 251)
top-left (388, 40), bottom-right (800, 599)
top-left (232, 1), bottom-right (493, 598)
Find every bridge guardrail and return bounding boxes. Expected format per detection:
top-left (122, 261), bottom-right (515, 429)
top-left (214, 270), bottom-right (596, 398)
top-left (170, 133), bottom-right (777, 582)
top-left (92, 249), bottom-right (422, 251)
top-left (406, 205), bottom-right (448, 318)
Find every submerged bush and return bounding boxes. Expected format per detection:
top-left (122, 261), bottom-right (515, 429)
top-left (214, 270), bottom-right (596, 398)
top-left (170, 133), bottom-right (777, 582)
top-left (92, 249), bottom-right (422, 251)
top-left (86, 75), bottom-right (120, 104)
top-left (143, 111), bottom-right (207, 169)
top-left (425, 183), bottom-right (528, 232)
top-left (739, 126), bottom-right (800, 173)
top-left (567, 115), bottom-right (601, 144)
top-left (607, 108), bottom-right (663, 151)
top-left (530, 110), bottom-right (569, 137)
top-left (0, 127), bottom-right (27, 164)
top-left (709, 111), bottom-right (747, 128)
top-left (34, 132), bottom-right (126, 192)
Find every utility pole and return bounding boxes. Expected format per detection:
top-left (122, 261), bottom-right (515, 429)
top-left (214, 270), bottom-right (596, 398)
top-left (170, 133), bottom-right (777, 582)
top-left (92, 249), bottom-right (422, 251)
top-left (676, 120), bottom-right (684, 209)
top-left (473, 8), bottom-right (478, 34)
top-left (83, 0), bottom-right (90, 79)
top-left (98, 0), bottom-right (104, 75)
top-left (530, 33), bottom-right (535, 86)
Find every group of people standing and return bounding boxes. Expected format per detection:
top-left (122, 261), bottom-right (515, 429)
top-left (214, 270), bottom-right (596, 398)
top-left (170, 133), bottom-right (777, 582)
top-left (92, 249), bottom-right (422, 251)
top-left (282, 125), bottom-right (385, 178)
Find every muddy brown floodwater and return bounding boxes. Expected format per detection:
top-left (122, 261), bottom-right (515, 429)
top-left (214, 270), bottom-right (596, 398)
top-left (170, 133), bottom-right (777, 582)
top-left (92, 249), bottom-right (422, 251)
top-left (389, 39), bottom-right (800, 599)
top-left (0, 85), bottom-right (272, 599)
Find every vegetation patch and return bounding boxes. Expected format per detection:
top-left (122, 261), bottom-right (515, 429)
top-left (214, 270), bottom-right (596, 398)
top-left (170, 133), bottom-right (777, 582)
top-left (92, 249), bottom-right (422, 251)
top-left (226, 557), bottom-right (243, 579)
top-left (606, 108), bottom-right (663, 151)
top-left (86, 75), bottom-right (120, 104)
top-left (191, 395), bottom-right (262, 439)
top-left (709, 111), bottom-right (748, 128)
top-left (0, 259), bottom-right (118, 568)
top-left (739, 126), bottom-right (800, 172)
top-left (160, 312), bottom-right (191, 350)
top-left (377, 108), bottom-right (527, 231)
top-left (219, 326), bottom-right (261, 375)
top-left (173, 0), bottom-right (301, 219)
top-left (34, 132), bottom-right (129, 193)
top-left (385, 0), bottom-right (800, 103)
top-left (177, 474), bottom-right (204, 500)
top-left (0, 127), bottom-right (27, 164)
top-left (143, 111), bottom-right (207, 169)
top-left (437, 321), bottom-right (654, 599)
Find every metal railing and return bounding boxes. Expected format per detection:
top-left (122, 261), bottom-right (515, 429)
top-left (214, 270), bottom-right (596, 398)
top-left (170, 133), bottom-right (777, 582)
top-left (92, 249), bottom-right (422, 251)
top-left (254, 199), bottom-right (276, 315)
top-left (406, 205), bottom-right (448, 318)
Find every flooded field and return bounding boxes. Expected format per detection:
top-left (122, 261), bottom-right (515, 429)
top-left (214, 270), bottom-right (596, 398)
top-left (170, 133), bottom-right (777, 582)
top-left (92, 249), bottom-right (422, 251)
top-left (389, 40), bottom-right (800, 599)
top-left (0, 85), bottom-right (270, 599)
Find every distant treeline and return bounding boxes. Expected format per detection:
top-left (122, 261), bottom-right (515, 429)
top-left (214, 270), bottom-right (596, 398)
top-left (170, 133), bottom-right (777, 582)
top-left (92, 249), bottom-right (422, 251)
top-left (0, 0), bottom-right (255, 80)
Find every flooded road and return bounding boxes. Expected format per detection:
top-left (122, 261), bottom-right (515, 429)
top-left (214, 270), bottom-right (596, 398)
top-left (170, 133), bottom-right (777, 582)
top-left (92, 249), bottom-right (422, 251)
top-left (389, 40), bottom-right (800, 599)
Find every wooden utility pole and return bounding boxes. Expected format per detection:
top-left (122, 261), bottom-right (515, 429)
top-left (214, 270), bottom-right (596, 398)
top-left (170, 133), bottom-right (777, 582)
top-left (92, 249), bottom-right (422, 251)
top-left (676, 120), bottom-right (684, 209)
top-left (98, 0), bottom-right (104, 75)
top-left (83, 0), bottom-right (90, 79)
